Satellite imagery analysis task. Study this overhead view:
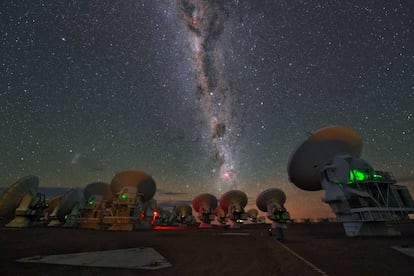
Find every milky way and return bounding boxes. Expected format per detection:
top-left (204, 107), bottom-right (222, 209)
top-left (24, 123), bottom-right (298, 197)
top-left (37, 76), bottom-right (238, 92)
top-left (176, 0), bottom-right (239, 190)
top-left (0, 0), bottom-right (412, 219)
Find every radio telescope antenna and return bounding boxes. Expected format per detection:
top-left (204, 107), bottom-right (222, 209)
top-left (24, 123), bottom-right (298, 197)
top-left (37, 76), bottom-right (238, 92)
top-left (219, 190), bottom-right (248, 228)
top-left (0, 176), bottom-right (48, 227)
top-left (256, 188), bottom-right (290, 240)
top-left (84, 182), bottom-right (113, 202)
top-left (288, 125), bottom-right (414, 236)
top-left (105, 170), bottom-right (157, 230)
top-left (0, 176), bottom-right (39, 225)
top-left (175, 205), bottom-right (195, 225)
top-left (246, 208), bottom-right (259, 223)
top-left (79, 182), bottom-right (112, 230)
top-left (256, 188), bottom-right (290, 223)
top-left (192, 193), bottom-right (217, 228)
top-left (56, 188), bottom-right (85, 227)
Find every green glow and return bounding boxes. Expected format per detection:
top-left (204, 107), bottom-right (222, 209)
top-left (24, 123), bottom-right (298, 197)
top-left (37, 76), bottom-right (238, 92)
top-left (64, 214), bottom-right (68, 221)
top-left (274, 212), bottom-right (289, 221)
top-left (88, 200), bottom-right (94, 205)
top-left (282, 212), bottom-right (290, 220)
top-left (349, 169), bottom-right (369, 183)
top-left (342, 169), bottom-right (383, 186)
top-left (121, 193), bottom-right (127, 200)
top-left (372, 173), bottom-right (382, 180)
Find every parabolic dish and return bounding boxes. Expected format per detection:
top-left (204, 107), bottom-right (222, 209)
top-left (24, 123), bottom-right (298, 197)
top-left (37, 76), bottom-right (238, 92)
top-left (175, 205), bottom-right (192, 217)
top-left (0, 176), bottom-right (39, 221)
top-left (287, 125), bottom-right (362, 191)
top-left (192, 193), bottom-right (217, 213)
top-left (246, 208), bottom-right (259, 218)
top-left (56, 188), bottom-right (84, 221)
top-left (219, 190), bottom-right (248, 211)
top-left (256, 188), bottom-right (286, 212)
top-left (110, 170), bottom-right (156, 203)
top-left (84, 182), bottom-right (113, 201)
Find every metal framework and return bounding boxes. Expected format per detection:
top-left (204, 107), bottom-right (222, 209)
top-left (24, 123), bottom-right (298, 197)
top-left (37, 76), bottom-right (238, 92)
top-left (322, 156), bottom-right (414, 236)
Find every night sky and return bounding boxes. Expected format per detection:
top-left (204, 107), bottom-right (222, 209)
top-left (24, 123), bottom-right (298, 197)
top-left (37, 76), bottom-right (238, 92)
top-left (1, 0), bottom-right (413, 219)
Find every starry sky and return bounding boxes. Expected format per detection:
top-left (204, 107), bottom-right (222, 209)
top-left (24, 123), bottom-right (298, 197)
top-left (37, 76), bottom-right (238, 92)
top-left (1, 0), bottom-right (413, 219)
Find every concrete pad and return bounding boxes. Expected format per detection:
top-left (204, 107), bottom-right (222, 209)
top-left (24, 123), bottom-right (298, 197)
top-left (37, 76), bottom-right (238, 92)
top-left (17, 247), bottom-right (171, 270)
top-left (392, 246), bottom-right (414, 258)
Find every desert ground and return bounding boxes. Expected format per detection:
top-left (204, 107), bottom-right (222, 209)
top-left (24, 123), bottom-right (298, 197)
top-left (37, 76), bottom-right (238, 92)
top-left (1, 222), bottom-right (413, 276)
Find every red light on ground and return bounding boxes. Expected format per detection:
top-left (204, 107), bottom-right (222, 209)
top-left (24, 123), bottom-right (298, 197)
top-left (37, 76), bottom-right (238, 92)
top-left (153, 225), bottom-right (188, 230)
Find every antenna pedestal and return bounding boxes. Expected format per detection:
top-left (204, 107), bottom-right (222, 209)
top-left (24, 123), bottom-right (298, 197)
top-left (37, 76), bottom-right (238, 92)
top-left (6, 216), bottom-right (31, 227)
top-left (102, 187), bottom-right (145, 231)
top-left (321, 156), bottom-right (414, 237)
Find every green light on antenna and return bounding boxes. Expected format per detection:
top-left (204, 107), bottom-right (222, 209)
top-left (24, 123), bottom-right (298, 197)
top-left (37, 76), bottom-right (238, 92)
top-left (372, 173), bottom-right (382, 180)
top-left (349, 169), bottom-right (369, 183)
top-left (121, 193), bottom-right (127, 200)
top-left (88, 200), bottom-right (94, 205)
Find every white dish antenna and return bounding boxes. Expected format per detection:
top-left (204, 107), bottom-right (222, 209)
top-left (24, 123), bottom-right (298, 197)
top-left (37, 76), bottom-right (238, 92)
top-left (256, 188), bottom-right (290, 223)
top-left (175, 205), bottom-right (192, 218)
top-left (56, 188), bottom-right (85, 222)
top-left (219, 190), bottom-right (248, 213)
top-left (288, 125), bottom-right (414, 236)
top-left (256, 188), bottom-right (286, 212)
top-left (110, 170), bottom-right (156, 203)
top-left (288, 125), bottom-right (362, 191)
top-left (219, 190), bottom-right (248, 226)
top-left (0, 176), bottom-right (39, 224)
top-left (84, 182), bottom-right (113, 201)
top-left (192, 193), bottom-right (218, 213)
top-left (246, 208), bottom-right (259, 222)
top-left (175, 205), bottom-right (194, 224)
top-left (192, 193), bottom-right (217, 226)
